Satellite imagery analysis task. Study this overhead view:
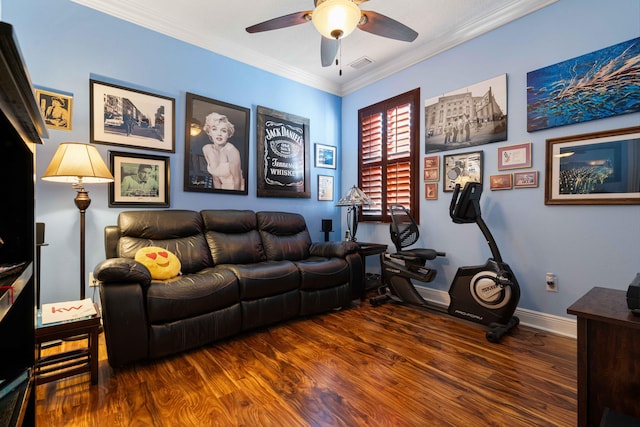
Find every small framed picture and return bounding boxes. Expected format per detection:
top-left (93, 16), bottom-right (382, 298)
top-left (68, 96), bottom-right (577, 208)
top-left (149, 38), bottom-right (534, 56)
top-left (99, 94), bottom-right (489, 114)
top-left (513, 171), bottom-right (539, 188)
top-left (498, 142), bottom-right (532, 170)
top-left (490, 173), bottom-right (513, 190)
top-left (315, 143), bottom-right (337, 169)
top-left (443, 150), bottom-right (483, 192)
top-left (318, 175), bottom-right (334, 201)
top-left (108, 151), bottom-right (170, 207)
top-left (425, 183), bottom-right (438, 200)
top-left (35, 87), bottom-right (73, 131)
top-left (424, 155), bottom-right (439, 169)
top-left (424, 168), bottom-right (439, 182)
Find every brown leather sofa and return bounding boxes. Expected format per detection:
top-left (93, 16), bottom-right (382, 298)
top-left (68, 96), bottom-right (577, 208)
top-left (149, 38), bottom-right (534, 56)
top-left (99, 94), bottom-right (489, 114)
top-left (93, 209), bottom-right (362, 367)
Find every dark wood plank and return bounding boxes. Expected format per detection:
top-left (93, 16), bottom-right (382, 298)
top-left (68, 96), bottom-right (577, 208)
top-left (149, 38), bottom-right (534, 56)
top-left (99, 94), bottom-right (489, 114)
top-left (36, 299), bottom-right (577, 426)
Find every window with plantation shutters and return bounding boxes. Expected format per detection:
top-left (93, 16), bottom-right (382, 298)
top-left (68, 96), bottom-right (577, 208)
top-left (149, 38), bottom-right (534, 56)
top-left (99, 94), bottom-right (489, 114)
top-left (358, 89), bottom-right (419, 223)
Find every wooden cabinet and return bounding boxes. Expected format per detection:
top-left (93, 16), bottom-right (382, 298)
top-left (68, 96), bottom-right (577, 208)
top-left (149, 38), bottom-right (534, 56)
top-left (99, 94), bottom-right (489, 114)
top-left (567, 287), bottom-right (640, 427)
top-left (0, 22), bottom-right (47, 427)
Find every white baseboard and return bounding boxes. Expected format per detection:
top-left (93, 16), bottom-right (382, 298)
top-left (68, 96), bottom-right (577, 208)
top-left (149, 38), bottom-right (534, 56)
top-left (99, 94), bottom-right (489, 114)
top-left (415, 286), bottom-right (577, 339)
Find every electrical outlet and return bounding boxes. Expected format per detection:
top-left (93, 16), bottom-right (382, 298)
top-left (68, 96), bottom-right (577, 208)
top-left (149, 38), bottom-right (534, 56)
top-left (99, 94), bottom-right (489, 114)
top-left (545, 272), bottom-right (558, 292)
top-left (89, 272), bottom-right (99, 287)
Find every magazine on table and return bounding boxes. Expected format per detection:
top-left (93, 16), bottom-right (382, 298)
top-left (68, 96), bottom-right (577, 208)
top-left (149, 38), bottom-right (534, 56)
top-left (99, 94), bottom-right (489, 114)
top-left (41, 298), bottom-right (97, 325)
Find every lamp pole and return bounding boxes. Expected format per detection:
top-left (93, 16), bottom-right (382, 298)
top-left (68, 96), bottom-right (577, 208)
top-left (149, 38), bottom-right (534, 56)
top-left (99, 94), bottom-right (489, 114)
top-left (73, 181), bottom-right (91, 300)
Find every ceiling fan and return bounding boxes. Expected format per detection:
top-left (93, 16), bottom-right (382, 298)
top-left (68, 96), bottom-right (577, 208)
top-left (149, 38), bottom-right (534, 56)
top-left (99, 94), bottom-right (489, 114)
top-left (246, 0), bottom-right (418, 68)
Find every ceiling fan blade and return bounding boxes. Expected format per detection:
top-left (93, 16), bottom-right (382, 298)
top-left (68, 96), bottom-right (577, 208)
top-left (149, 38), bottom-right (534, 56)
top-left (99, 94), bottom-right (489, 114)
top-left (358, 11), bottom-right (418, 42)
top-left (246, 11), bottom-right (312, 33)
top-left (321, 37), bottom-right (339, 67)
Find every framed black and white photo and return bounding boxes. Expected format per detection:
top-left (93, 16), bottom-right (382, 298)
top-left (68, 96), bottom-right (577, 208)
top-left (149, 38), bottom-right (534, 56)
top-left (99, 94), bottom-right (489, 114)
top-left (318, 175), bottom-right (334, 201)
top-left (257, 105), bottom-right (310, 198)
top-left (184, 92), bottom-right (250, 194)
top-left (90, 79), bottom-right (175, 152)
top-left (425, 74), bottom-right (507, 154)
top-left (108, 151), bottom-right (170, 207)
top-left (443, 150), bottom-right (483, 192)
top-left (315, 143), bottom-right (336, 169)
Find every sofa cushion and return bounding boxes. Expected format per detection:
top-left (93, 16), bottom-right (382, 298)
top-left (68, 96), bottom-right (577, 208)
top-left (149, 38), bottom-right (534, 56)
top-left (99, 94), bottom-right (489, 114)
top-left (146, 267), bottom-right (238, 324)
top-left (294, 257), bottom-right (351, 290)
top-left (257, 211), bottom-right (311, 261)
top-left (117, 210), bottom-right (211, 274)
top-left (201, 210), bottom-right (265, 264)
top-left (222, 260), bottom-right (300, 300)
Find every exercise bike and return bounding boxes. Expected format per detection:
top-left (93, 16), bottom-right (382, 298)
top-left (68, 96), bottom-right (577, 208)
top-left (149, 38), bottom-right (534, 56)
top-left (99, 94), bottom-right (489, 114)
top-left (371, 181), bottom-right (520, 342)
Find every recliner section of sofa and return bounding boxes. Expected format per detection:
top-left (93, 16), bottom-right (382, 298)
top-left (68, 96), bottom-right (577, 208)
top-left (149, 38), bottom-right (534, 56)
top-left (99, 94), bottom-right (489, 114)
top-left (94, 209), bottom-right (362, 367)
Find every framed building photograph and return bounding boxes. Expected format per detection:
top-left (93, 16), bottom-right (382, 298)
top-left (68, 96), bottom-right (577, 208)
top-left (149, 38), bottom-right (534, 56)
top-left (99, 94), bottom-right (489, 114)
top-left (498, 142), bottom-right (532, 170)
top-left (318, 175), bottom-right (334, 201)
top-left (490, 173), bottom-right (513, 190)
top-left (108, 151), bottom-right (170, 207)
top-left (514, 171), bottom-right (539, 188)
top-left (35, 87), bottom-right (73, 131)
top-left (184, 92), bottom-right (250, 194)
top-left (425, 183), bottom-right (438, 200)
top-left (315, 144), bottom-right (336, 169)
top-left (545, 126), bottom-right (640, 205)
top-left (443, 150), bottom-right (483, 192)
top-left (257, 105), bottom-right (310, 198)
top-left (90, 79), bottom-right (175, 152)
top-left (425, 74), bottom-right (508, 154)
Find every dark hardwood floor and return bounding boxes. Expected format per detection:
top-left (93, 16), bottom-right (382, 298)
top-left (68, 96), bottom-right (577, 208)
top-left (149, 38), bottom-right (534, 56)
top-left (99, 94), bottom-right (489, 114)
top-left (35, 297), bottom-right (577, 426)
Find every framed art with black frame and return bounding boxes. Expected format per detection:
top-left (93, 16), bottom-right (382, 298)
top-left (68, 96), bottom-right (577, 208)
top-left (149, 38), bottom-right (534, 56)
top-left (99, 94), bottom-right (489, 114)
top-left (184, 92), bottom-right (250, 195)
top-left (315, 143), bottom-right (336, 169)
top-left (443, 150), bottom-right (483, 192)
top-left (90, 79), bottom-right (175, 152)
top-left (256, 105), bottom-right (311, 198)
top-left (108, 151), bottom-right (170, 207)
top-left (545, 126), bottom-right (640, 205)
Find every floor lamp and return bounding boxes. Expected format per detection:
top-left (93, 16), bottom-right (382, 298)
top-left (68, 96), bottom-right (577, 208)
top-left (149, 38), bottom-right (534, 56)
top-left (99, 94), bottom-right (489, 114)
top-left (336, 185), bottom-right (373, 242)
top-left (41, 142), bottom-right (114, 300)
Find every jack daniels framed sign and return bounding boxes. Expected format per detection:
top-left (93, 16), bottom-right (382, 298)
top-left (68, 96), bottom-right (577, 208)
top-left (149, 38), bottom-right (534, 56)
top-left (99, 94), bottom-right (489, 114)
top-left (256, 105), bottom-right (310, 198)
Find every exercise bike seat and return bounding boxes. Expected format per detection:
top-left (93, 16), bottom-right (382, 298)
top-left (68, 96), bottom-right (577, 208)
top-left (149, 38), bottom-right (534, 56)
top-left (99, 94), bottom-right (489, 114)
top-left (388, 204), bottom-right (446, 267)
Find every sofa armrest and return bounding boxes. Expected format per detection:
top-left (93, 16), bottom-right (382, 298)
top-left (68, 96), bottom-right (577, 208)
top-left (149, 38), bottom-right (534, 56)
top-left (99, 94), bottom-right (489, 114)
top-left (94, 257), bottom-right (152, 287)
top-left (309, 241), bottom-right (359, 258)
top-left (94, 258), bottom-right (151, 367)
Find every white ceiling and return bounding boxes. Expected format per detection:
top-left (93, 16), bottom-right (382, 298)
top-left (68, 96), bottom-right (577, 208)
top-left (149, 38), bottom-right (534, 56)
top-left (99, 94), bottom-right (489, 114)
top-left (71, 0), bottom-right (558, 96)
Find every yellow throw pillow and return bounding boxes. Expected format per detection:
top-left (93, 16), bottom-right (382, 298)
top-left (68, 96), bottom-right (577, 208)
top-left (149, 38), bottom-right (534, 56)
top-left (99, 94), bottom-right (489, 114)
top-left (134, 246), bottom-right (181, 280)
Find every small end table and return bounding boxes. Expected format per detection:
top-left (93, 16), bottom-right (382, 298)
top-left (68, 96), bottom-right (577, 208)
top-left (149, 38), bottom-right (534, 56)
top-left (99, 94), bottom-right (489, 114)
top-left (355, 242), bottom-right (388, 300)
top-left (35, 303), bottom-right (101, 385)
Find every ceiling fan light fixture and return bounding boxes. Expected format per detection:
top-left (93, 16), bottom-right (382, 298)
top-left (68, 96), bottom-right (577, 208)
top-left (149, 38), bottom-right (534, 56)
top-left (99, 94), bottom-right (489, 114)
top-left (312, 0), bottom-right (361, 40)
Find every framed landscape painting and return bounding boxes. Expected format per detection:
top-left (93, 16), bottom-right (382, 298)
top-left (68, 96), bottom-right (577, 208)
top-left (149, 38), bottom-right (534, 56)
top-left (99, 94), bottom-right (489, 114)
top-left (545, 126), bottom-right (640, 205)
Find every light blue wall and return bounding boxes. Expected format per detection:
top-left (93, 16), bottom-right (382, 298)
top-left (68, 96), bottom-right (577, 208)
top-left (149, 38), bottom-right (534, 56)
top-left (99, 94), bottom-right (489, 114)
top-left (3, 0), bottom-right (639, 320)
top-left (342, 0), bottom-right (640, 318)
top-left (3, 0), bottom-right (342, 304)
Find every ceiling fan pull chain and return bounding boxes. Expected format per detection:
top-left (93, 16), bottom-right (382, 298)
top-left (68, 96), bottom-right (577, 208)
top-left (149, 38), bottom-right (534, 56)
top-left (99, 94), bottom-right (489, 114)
top-left (338, 39), bottom-right (342, 76)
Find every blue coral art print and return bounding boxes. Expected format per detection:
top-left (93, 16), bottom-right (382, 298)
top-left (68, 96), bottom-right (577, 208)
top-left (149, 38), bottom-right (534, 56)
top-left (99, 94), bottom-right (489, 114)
top-left (527, 37), bottom-right (639, 132)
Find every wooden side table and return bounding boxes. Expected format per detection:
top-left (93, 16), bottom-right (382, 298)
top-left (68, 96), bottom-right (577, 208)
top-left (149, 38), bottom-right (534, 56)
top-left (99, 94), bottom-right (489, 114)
top-left (356, 242), bottom-right (388, 300)
top-left (567, 287), bottom-right (640, 426)
top-left (35, 304), bottom-right (101, 385)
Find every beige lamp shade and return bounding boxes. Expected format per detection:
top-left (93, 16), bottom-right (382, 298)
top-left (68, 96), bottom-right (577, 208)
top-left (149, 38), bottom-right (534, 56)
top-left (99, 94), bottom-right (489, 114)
top-left (42, 142), bottom-right (114, 184)
top-left (312, 0), bottom-right (361, 39)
